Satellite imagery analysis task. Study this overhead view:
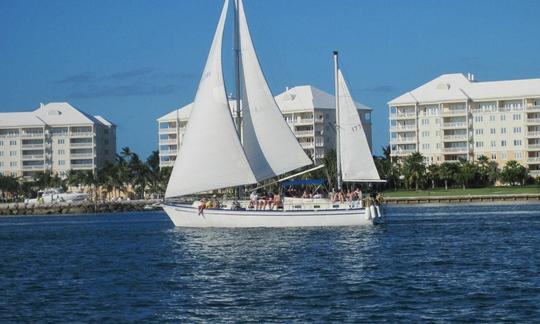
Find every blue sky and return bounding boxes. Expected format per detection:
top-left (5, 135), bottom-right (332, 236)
top-left (2, 0), bottom-right (540, 158)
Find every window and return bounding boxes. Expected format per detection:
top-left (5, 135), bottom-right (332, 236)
top-left (0, 162), bottom-right (3, 167)
top-left (500, 115), bottom-right (506, 121)
top-left (475, 141), bottom-right (484, 148)
top-left (501, 128), bottom-right (506, 134)
top-left (435, 118), bottom-right (441, 124)
top-left (0, 141), bottom-right (3, 146)
top-left (9, 140), bottom-right (16, 146)
top-left (422, 143), bottom-right (430, 149)
top-left (422, 119), bottom-right (429, 125)
top-left (58, 139), bottom-right (65, 144)
top-left (491, 153), bottom-right (497, 159)
top-left (0, 152), bottom-right (2, 157)
top-left (513, 114), bottom-right (522, 120)
top-left (513, 127), bottom-right (522, 133)
top-left (516, 151), bottom-right (522, 159)
top-left (9, 151), bottom-right (16, 156)
top-left (435, 130), bottom-right (441, 136)
top-left (475, 129), bottom-right (484, 135)
top-left (491, 140), bottom-right (496, 147)
top-left (58, 149), bottom-right (65, 155)
top-left (501, 152), bottom-right (507, 160)
top-left (10, 161), bottom-right (17, 167)
top-left (501, 140), bottom-right (506, 147)
top-left (474, 116), bottom-right (483, 122)
top-left (58, 160), bottom-right (66, 165)
top-left (490, 115), bottom-right (496, 122)
top-left (490, 128), bottom-right (496, 134)
top-left (422, 131), bottom-right (429, 137)
top-left (436, 143), bottom-right (441, 149)
top-left (514, 140), bottom-right (522, 146)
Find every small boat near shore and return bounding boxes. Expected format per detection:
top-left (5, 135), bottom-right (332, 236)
top-left (163, 0), bottom-right (384, 227)
top-left (25, 188), bottom-right (88, 205)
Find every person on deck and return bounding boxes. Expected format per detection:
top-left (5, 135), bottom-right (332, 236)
top-left (198, 198), bottom-right (207, 215)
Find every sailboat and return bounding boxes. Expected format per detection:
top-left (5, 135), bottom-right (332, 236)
top-left (163, 0), bottom-right (384, 227)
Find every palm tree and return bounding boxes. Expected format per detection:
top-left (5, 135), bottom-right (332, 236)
top-left (456, 160), bottom-right (478, 189)
top-left (401, 152), bottom-right (425, 190)
top-left (500, 160), bottom-right (528, 186)
top-left (437, 162), bottom-right (457, 190)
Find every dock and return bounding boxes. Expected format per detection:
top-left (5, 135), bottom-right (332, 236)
top-left (384, 193), bottom-right (540, 205)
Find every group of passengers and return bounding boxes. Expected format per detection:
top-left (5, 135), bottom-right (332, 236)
top-left (197, 196), bottom-right (221, 215)
top-left (329, 188), bottom-right (363, 205)
top-left (249, 191), bottom-right (281, 210)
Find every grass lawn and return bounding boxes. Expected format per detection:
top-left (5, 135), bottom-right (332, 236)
top-left (382, 185), bottom-right (540, 198)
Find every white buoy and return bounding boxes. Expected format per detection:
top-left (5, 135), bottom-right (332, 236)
top-left (375, 205), bottom-right (382, 218)
top-left (366, 205), bottom-right (372, 220)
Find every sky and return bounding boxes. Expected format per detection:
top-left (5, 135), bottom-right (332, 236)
top-left (2, 0), bottom-right (540, 158)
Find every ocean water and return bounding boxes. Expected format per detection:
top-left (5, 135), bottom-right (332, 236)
top-left (1, 204), bottom-right (540, 322)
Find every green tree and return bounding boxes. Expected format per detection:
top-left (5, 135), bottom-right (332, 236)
top-left (438, 162), bottom-right (457, 190)
top-left (500, 160), bottom-right (527, 186)
top-left (426, 164), bottom-right (440, 189)
top-left (401, 152), bottom-right (425, 190)
top-left (456, 160), bottom-right (479, 189)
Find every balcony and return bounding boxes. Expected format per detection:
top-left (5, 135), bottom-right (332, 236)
top-left (529, 170), bottom-right (540, 177)
top-left (300, 142), bottom-right (314, 149)
top-left (390, 137), bottom-right (416, 144)
top-left (527, 157), bottom-right (540, 163)
top-left (70, 153), bottom-right (94, 158)
top-left (21, 143), bottom-right (44, 149)
top-left (160, 150), bottom-right (178, 155)
top-left (391, 112), bottom-right (416, 120)
top-left (70, 142), bottom-right (93, 148)
top-left (527, 131), bottom-right (540, 138)
top-left (70, 132), bottom-right (94, 137)
top-left (71, 163), bottom-right (94, 169)
top-left (392, 149), bottom-right (416, 155)
top-left (442, 122), bottom-right (467, 129)
top-left (160, 160), bottom-right (175, 167)
top-left (442, 109), bottom-right (467, 116)
top-left (443, 134), bottom-right (468, 141)
top-left (294, 130), bottom-right (313, 137)
top-left (526, 118), bottom-right (540, 125)
top-left (526, 105), bottom-right (540, 111)
top-left (315, 141), bottom-right (324, 148)
top-left (22, 164), bottom-right (45, 170)
top-left (22, 154), bottom-right (44, 160)
top-left (527, 143), bottom-right (540, 150)
top-left (443, 147), bottom-right (468, 153)
top-left (159, 139), bottom-right (178, 145)
top-left (20, 132), bottom-right (44, 138)
top-left (390, 124), bottom-right (416, 131)
top-left (159, 128), bottom-right (177, 134)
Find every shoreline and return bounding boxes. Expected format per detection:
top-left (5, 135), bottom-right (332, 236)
top-left (383, 193), bottom-right (540, 205)
top-left (0, 200), bottom-right (163, 216)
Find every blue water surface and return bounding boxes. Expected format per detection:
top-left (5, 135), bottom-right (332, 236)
top-left (1, 203), bottom-right (540, 322)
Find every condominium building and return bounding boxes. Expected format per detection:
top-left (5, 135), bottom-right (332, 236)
top-left (157, 85), bottom-right (372, 168)
top-left (388, 73), bottom-right (540, 176)
top-left (0, 102), bottom-right (116, 179)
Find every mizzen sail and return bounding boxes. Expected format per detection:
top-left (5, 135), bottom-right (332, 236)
top-left (165, 0), bottom-right (257, 198)
top-left (236, 0), bottom-right (312, 181)
top-left (337, 69), bottom-right (381, 182)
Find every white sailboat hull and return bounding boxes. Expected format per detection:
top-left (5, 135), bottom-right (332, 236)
top-left (163, 204), bottom-right (382, 228)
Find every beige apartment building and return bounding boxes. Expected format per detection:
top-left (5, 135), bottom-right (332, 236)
top-left (157, 85), bottom-right (372, 168)
top-left (388, 73), bottom-right (540, 176)
top-left (0, 102), bottom-right (116, 179)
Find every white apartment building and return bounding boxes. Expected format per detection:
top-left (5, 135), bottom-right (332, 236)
top-left (388, 73), bottom-right (540, 176)
top-left (157, 85), bottom-right (372, 168)
top-left (0, 102), bottom-right (116, 179)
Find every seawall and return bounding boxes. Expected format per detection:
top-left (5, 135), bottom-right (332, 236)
top-left (384, 194), bottom-right (540, 205)
top-left (0, 200), bottom-right (163, 216)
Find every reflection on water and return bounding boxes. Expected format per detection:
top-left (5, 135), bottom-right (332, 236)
top-left (1, 204), bottom-right (540, 322)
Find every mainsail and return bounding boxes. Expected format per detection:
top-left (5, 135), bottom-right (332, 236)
top-left (165, 0), bottom-right (257, 198)
top-left (236, 0), bottom-right (312, 181)
top-left (337, 69), bottom-right (381, 182)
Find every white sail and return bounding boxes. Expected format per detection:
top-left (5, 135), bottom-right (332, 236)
top-left (337, 69), bottom-right (381, 182)
top-left (236, 0), bottom-right (312, 181)
top-left (165, 0), bottom-right (257, 198)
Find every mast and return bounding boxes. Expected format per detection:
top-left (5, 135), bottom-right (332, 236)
top-left (234, 0), bottom-right (242, 200)
top-left (333, 51), bottom-right (342, 191)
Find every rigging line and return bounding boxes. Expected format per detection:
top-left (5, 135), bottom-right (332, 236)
top-left (251, 164), bottom-right (325, 191)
